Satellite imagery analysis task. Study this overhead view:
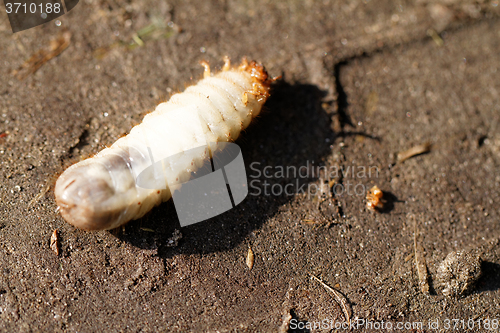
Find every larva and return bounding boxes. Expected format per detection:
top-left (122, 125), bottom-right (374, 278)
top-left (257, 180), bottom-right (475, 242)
top-left (55, 57), bottom-right (274, 230)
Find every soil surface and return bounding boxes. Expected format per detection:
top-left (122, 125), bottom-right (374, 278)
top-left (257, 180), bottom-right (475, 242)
top-left (1, 0), bottom-right (500, 332)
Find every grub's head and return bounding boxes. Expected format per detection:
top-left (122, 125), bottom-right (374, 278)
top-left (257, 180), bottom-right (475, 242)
top-left (55, 160), bottom-right (126, 230)
top-left (238, 58), bottom-right (279, 102)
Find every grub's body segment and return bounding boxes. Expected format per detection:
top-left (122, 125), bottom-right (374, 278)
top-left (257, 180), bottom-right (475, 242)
top-left (55, 59), bottom-right (272, 230)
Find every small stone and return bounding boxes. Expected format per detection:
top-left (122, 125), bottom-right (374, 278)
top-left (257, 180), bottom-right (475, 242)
top-left (435, 250), bottom-right (482, 297)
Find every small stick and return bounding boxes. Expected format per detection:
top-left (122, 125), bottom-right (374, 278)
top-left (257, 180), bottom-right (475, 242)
top-left (397, 142), bottom-right (431, 163)
top-left (309, 273), bottom-right (351, 326)
top-left (301, 219), bottom-right (318, 225)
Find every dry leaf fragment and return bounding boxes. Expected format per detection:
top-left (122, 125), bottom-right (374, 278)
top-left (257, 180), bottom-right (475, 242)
top-left (50, 229), bottom-right (60, 256)
top-left (246, 247), bottom-right (255, 269)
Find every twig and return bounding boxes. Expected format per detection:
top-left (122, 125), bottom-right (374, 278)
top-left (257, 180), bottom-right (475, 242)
top-left (309, 273), bottom-right (351, 326)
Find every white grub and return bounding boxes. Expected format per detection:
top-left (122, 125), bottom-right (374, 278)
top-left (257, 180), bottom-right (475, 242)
top-left (246, 247), bottom-right (255, 270)
top-left (55, 58), bottom-right (275, 230)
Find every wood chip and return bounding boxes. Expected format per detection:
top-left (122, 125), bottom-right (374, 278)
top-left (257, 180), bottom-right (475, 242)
top-left (397, 142), bottom-right (432, 163)
top-left (246, 247), bottom-right (255, 269)
top-left (309, 273), bottom-right (351, 325)
top-left (50, 229), bottom-right (60, 256)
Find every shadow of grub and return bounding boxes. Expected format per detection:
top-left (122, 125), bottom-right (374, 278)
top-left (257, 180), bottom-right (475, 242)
top-left (378, 190), bottom-right (398, 214)
top-left (476, 261), bottom-right (500, 293)
top-left (113, 81), bottom-right (335, 257)
top-left (288, 309), bottom-right (311, 333)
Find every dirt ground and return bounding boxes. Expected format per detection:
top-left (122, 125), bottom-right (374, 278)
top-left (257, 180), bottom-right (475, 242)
top-left (1, 0), bottom-right (500, 332)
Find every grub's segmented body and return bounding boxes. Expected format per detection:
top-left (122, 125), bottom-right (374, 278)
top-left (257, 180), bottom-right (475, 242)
top-left (55, 58), bottom-right (273, 230)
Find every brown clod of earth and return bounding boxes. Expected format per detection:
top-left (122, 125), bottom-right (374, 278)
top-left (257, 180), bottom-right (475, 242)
top-left (435, 250), bottom-right (483, 297)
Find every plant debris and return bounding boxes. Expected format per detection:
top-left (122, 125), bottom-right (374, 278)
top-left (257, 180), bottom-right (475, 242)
top-left (309, 273), bottom-right (351, 326)
top-left (397, 142), bottom-right (432, 163)
top-left (93, 18), bottom-right (180, 59)
top-left (246, 247), bottom-right (255, 269)
top-left (13, 31), bottom-right (71, 80)
top-left (50, 229), bottom-right (60, 256)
